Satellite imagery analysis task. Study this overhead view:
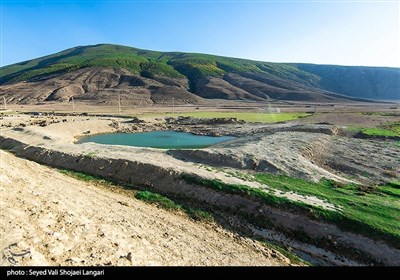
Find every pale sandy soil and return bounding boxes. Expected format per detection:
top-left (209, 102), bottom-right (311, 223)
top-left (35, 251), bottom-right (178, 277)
top-left (0, 150), bottom-right (292, 266)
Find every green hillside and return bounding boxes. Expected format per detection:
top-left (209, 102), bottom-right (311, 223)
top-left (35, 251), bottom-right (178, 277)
top-left (1, 44), bottom-right (399, 100)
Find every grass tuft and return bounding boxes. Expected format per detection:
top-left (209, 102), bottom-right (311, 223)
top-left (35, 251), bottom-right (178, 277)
top-left (135, 190), bottom-right (214, 222)
top-left (135, 191), bottom-right (181, 210)
top-left (59, 169), bottom-right (111, 184)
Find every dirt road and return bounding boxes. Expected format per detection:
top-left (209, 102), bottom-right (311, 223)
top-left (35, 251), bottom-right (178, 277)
top-left (0, 150), bottom-right (291, 266)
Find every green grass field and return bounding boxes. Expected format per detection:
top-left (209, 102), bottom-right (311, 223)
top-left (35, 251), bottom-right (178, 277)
top-left (141, 112), bottom-right (311, 123)
top-left (348, 121), bottom-right (400, 137)
top-left (358, 127), bottom-right (398, 137)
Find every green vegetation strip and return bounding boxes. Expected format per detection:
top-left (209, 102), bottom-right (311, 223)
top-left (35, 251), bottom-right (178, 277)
top-left (135, 191), bottom-right (213, 222)
top-left (59, 169), bottom-right (113, 184)
top-left (58, 169), bottom-right (213, 222)
top-left (182, 174), bottom-right (400, 247)
top-left (347, 121), bottom-right (400, 137)
top-left (141, 112), bottom-right (310, 123)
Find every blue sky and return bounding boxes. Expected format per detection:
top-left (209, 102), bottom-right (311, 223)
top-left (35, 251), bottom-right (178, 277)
top-left (1, 0), bottom-right (399, 67)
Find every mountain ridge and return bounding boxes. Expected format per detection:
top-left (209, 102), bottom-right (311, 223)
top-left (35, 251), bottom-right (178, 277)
top-left (1, 44), bottom-right (399, 104)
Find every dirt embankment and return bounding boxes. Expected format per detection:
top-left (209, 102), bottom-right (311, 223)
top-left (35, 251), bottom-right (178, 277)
top-left (0, 149), bottom-right (293, 266)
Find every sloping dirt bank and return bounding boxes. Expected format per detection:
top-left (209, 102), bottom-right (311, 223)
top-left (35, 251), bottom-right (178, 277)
top-left (1, 136), bottom-right (399, 265)
top-left (0, 149), bottom-right (291, 266)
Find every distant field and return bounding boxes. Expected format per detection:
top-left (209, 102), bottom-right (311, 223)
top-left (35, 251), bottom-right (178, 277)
top-left (140, 112), bottom-right (311, 123)
top-left (348, 121), bottom-right (400, 137)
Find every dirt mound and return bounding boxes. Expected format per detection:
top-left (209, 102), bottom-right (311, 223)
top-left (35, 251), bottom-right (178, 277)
top-left (301, 135), bottom-right (400, 185)
top-left (45, 85), bottom-right (85, 102)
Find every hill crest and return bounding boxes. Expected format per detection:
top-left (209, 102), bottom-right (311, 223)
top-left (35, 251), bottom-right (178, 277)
top-left (1, 44), bottom-right (399, 104)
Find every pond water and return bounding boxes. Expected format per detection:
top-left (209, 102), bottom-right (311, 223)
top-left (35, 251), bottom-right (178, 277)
top-left (77, 130), bottom-right (236, 149)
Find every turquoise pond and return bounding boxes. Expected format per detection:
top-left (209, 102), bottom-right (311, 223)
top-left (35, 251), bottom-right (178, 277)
top-left (77, 130), bottom-right (236, 149)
